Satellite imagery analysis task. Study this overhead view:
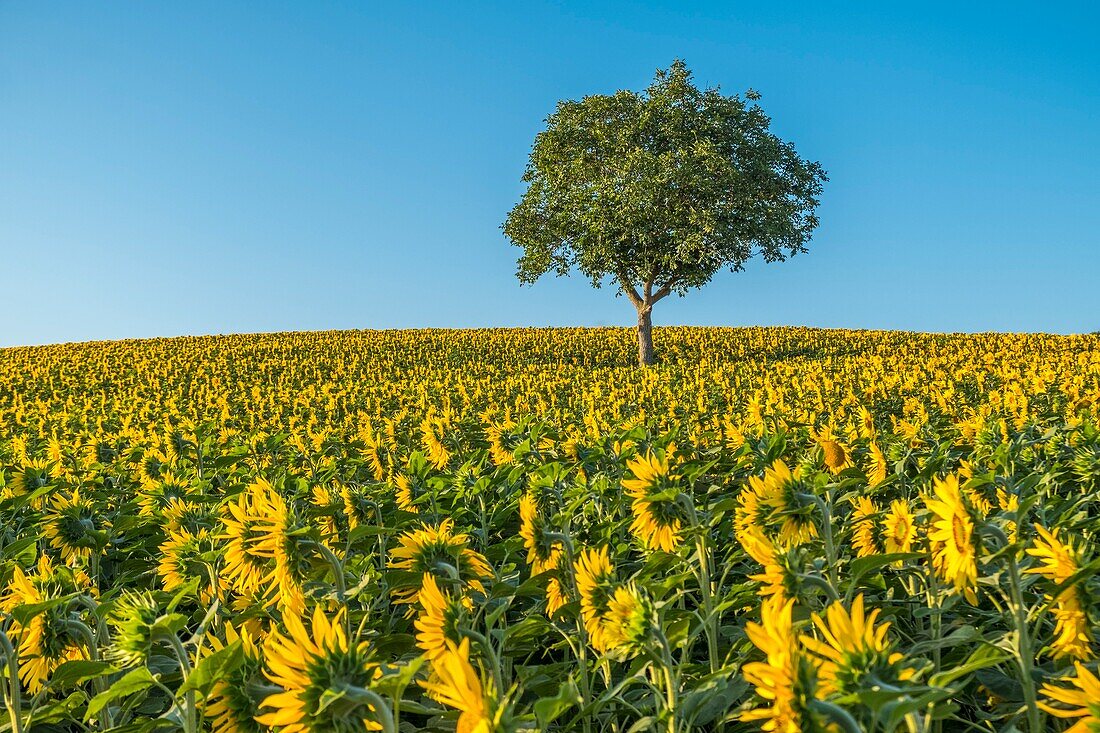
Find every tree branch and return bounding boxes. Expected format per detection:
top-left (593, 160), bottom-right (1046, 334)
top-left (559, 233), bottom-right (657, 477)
top-left (617, 271), bottom-right (643, 308)
top-left (650, 276), bottom-right (679, 304)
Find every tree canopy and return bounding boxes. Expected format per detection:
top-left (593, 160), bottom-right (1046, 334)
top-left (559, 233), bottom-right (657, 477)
top-left (503, 60), bottom-right (827, 365)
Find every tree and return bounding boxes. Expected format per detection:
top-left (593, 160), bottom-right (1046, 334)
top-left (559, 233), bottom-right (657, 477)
top-left (502, 60), bottom-right (827, 366)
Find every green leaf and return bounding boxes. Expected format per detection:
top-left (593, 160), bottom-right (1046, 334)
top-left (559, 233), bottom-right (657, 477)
top-left (85, 667), bottom-right (156, 721)
top-left (179, 641), bottom-right (243, 696)
top-left (49, 660), bottom-right (119, 687)
top-left (534, 677), bottom-right (581, 728)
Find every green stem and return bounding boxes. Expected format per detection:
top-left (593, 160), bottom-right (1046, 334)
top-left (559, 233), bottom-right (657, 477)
top-left (163, 633), bottom-right (196, 733)
top-left (682, 499), bottom-right (718, 673)
top-left (1006, 555), bottom-right (1041, 732)
top-left (0, 628), bottom-right (23, 733)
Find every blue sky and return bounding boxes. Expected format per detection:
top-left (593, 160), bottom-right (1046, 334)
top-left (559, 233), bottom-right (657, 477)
top-left (2, 2), bottom-right (1098, 346)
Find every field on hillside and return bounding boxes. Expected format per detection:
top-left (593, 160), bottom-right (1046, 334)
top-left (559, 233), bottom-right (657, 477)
top-left (2, 327), bottom-right (1100, 733)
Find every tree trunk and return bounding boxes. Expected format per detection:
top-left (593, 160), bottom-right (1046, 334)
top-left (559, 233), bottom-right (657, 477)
top-left (637, 305), bottom-right (655, 367)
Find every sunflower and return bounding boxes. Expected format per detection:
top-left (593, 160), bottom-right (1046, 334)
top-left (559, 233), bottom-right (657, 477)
top-left (740, 459), bottom-right (818, 549)
top-left (850, 497), bottom-right (881, 558)
top-left (622, 450), bottom-right (683, 553)
top-left (163, 497), bottom-right (218, 534)
top-left (202, 623), bottom-right (265, 733)
top-left (389, 519), bottom-right (492, 606)
top-left (415, 574), bottom-right (467, 662)
top-left (867, 442), bottom-right (888, 486)
top-left (138, 473), bottom-right (194, 518)
top-left (801, 594), bottom-right (915, 696)
top-left (737, 526), bottom-right (797, 604)
top-left (574, 546), bottom-right (619, 653)
top-left (43, 487), bottom-right (107, 564)
top-left (1027, 525), bottom-right (1094, 659)
top-left (925, 473), bottom-right (980, 604)
top-left (603, 583), bottom-right (654, 657)
top-left (486, 419), bottom-right (518, 467)
top-left (518, 493), bottom-right (562, 575)
top-left (814, 427), bottom-right (853, 475)
top-left (311, 483), bottom-right (347, 546)
top-left (157, 527), bottom-right (216, 595)
top-left (394, 473), bottom-right (422, 514)
top-left (257, 607), bottom-right (383, 732)
top-left (1, 560), bottom-right (87, 693)
top-left (420, 638), bottom-right (508, 733)
top-left (107, 590), bottom-right (161, 668)
top-left (6, 457), bottom-right (52, 499)
top-left (221, 483), bottom-right (277, 597)
top-left (341, 484), bottom-right (375, 532)
top-left (1038, 662), bottom-right (1100, 731)
top-left (882, 500), bottom-right (917, 555)
top-left (741, 595), bottom-right (824, 731)
top-left (250, 485), bottom-right (311, 616)
top-left (545, 577), bottom-right (569, 616)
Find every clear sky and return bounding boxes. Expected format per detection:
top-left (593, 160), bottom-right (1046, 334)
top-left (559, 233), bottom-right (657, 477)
top-left (2, 2), bottom-right (1099, 347)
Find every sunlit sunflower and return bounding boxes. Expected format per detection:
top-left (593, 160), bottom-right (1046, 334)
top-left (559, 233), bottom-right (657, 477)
top-left (415, 573), bottom-right (467, 662)
top-left (6, 457), bottom-right (52, 500)
top-left (389, 519), bottom-right (492, 606)
top-left (867, 442), bottom-right (888, 486)
top-left (394, 473), bottom-right (422, 514)
top-left (311, 483), bottom-right (347, 546)
top-left (850, 497), bottom-right (881, 558)
top-left (257, 607), bottom-right (383, 732)
top-left (138, 473), bottom-right (194, 518)
top-left (250, 485), bottom-right (311, 616)
top-left (157, 528), bottom-right (217, 601)
top-left (420, 638), bottom-right (509, 733)
top-left (814, 427), bottom-right (853, 475)
top-left (603, 583), bottom-right (654, 657)
top-left (107, 590), bottom-right (161, 668)
top-left (882, 500), bottom-right (917, 555)
top-left (486, 420), bottom-right (518, 467)
top-left (737, 526), bottom-right (797, 604)
top-left (925, 473), bottom-right (980, 604)
top-left (202, 623), bottom-right (265, 733)
top-left (801, 594), bottom-right (915, 696)
top-left (1028, 525), bottom-right (1094, 659)
top-left (545, 577), bottom-right (568, 617)
top-left (221, 480), bottom-right (277, 597)
top-left (341, 484), bottom-right (375, 532)
top-left (741, 595), bottom-right (824, 731)
top-left (518, 493), bottom-right (562, 575)
top-left (1, 560), bottom-right (87, 693)
top-left (740, 459), bottom-right (818, 549)
top-left (163, 497), bottom-right (218, 534)
top-left (622, 450), bottom-right (683, 552)
top-left (1038, 662), bottom-right (1100, 731)
top-left (574, 546), bottom-right (619, 653)
top-left (43, 488), bottom-right (107, 564)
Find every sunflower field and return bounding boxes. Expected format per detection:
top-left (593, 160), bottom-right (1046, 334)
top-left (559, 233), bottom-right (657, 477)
top-left (2, 326), bottom-right (1100, 733)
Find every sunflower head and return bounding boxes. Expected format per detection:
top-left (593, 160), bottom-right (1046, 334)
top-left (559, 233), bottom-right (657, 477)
top-left (420, 638), bottom-right (513, 733)
top-left (741, 459), bottom-right (819, 549)
top-left (415, 574), bottom-right (468, 662)
top-left (518, 493), bottom-right (562, 575)
top-left (925, 473), bottom-right (980, 604)
top-left (258, 607), bottom-right (384, 733)
top-left (801, 595), bottom-right (916, 696)
top-left (43, 488), bottom-right (108, 563)
top-left (389, 520), bottom-right (492, 606)
top-left (882, 500), bottom-right (917, 555)
top-left (622, 450), bottom-right (684, 552)
top-left (604, 583), bottom-right (656, 658)
top-left (108, 590), bottom-right (162, 667)
top-left (203, 623), bottom-right (266, 733)
top-left (574, 546), bottom-right (620, 653)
